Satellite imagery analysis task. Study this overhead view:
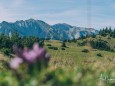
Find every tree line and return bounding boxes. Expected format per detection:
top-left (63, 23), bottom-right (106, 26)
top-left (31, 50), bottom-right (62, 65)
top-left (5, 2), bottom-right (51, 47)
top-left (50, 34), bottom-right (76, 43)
top-left (99, 27), bottom-right (115, 37)
top-left (0, 32), bottom-right (44, 55)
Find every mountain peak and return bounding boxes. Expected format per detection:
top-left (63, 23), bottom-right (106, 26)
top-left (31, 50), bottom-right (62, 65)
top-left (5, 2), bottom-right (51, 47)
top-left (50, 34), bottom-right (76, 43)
top-left (0, 19), bottom-right (98, 40)
top-left (1, 21), bottom-right (9, 24)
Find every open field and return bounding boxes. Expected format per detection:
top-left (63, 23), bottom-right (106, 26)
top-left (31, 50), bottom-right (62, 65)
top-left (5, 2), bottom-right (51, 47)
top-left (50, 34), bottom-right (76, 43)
top-left (45, 40), bottom-right (115, 70)
top-left (44, 39), bottom-right (115, 86)
top-left (0, 37), bottom-right (115, 86)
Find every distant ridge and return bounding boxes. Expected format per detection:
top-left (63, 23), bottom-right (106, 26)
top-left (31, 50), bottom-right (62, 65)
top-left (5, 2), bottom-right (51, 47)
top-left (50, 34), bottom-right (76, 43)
top-left (0, 19), bottom-right (98, 40)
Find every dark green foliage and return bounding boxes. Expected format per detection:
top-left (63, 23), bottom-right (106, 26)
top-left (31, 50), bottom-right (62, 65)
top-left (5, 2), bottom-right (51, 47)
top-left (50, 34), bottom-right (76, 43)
top-left (61, 48), bottom-right (65, 50)
top-left (86, 34), bottom-right (90, 38)
top-left (53, 47), bottom-right (58, 50)
top-left (42, 69), bottom-right (73, 86)
top-left (110, 49), bottom-right (115, 52)
top-left (0, 35), bottom-right (12, 49)
top-left (82, 49), bottom-right (89, 53)
top-left (70, 38), bottom-right (77, 43)
top-left (112, 29), bottom-right (115, 38)
top-left (11, 32), bottom-right (20, 46)
top-left (48, 46), bottom-right (58, 50)
top-left (80, 35), bottom-right (86, 39)
top-left (97, 53), bottom-right (103, 57)
top-left (64, 39), bottom-right (77, 43)
top-left (46, 44), bottom-right (52, 46)
top-left (99, 27), bottom-right (115, 38)
top-left (77, 40), bottom-right (87, 46)
top-left (92, 34), bottom-right (96, 38)
top-left (0, 48), bottom-right (11, 55)
top-left (107, 37), bottom-right (111, 39)
top-left (0, 32), bottom-right (42, 55)
top-left (48, 46), bottom-right (54, 49)
top-left (90, 39), bottom-right (112, 51)
top-left (61, 41), bottom-right (66, 47)
top-left (39, 40), bottom-right (44, 47)
top-left (21, 36), bottom-right (39, 48)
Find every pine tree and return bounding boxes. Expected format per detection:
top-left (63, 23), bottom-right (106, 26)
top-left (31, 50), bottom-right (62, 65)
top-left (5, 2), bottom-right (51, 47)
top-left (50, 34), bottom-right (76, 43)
top-left (11, 32), bottom-right (20, 46)
top-left (61, 41), bottom-right (66, 47)
top-left (113, 29), bottom-right (115, 38)
top-left (105, 27), bottom-right (108, 33)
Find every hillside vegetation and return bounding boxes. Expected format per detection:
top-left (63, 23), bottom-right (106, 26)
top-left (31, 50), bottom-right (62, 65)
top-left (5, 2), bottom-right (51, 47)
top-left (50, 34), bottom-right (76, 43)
top-left (0, 28), bottom-right (115, 86)
top-left (44, 36), bottom-right (115, 86)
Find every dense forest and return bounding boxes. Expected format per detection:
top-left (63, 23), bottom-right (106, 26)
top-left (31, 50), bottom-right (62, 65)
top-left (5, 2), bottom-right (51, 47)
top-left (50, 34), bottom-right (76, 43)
top-left (0, 32), bottom-right (44, 55)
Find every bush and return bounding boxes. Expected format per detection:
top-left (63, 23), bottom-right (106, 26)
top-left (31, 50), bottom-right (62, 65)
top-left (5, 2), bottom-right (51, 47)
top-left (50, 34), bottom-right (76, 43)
top-left (90, 39), bottom-right (111, 51)
top-left (53, 47), bottom-right (58, 50)
top-left (48, 46), bottom-right (54, 49)
top-left (107, 37), bottom-right (111, 39)
top-left (77, 41), bottom-right (87, 46)
top-left (110, 49), bottom-right (115, 52)
top-left (97, 53), bottom-right (103, 57)
top-left (46, 44), bottom-right (52, 46)
top-left (61, 48), bottom-right (65, 50)
top-left (1, 48), bottom-right (11, 55)
top-left (82, 49), bottom-right (89, 53)
top-left (61, 41), bottom-right (66, 47)
top-left (48, 46), bottom-right (58, 50)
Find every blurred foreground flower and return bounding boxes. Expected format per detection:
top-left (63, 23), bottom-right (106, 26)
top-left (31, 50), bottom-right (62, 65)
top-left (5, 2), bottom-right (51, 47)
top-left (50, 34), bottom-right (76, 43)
top-left (10, 57), bottom-right (23, 69)
top-left (10, 43), bottom-right (50, 69)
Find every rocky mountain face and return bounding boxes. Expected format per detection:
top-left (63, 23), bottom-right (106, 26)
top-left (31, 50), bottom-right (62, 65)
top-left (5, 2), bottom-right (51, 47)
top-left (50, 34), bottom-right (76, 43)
top-left (0, 19), bottom-right (98, 40)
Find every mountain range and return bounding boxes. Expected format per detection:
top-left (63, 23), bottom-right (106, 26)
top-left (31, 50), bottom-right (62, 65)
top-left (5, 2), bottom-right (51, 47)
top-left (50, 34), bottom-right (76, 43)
top-left (0, 19), bottom-right (98, 40)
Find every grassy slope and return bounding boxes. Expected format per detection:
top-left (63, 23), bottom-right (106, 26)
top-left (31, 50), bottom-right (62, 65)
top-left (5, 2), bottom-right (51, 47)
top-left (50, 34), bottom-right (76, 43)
top-left (45, 38), bottom-right (115, 71)
top-left (0, 37), bottom-right (115, 85)
top-left (44, 38), bottom-right (115, 85)
top-left (0, 53), bottom-right (8, 70)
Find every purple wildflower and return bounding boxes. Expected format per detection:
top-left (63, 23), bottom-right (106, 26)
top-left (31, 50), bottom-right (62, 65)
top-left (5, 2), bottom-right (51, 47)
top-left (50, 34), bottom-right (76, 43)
top-left (22, 43), bottom-right (47, 63)
top-left (10, 43), bottom-right (50, 69)
top-left (10, 57), bottom-right (23, 69)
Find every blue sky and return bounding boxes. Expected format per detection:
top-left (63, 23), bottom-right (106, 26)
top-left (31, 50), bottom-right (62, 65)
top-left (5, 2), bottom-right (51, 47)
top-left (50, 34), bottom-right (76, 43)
top-left (0, 0), bottom-right (115, 29)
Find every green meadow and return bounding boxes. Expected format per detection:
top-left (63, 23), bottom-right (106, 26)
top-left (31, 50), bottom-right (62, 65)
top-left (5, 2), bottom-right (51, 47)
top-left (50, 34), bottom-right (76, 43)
top-left (0, 36), bottom-right (115, 86)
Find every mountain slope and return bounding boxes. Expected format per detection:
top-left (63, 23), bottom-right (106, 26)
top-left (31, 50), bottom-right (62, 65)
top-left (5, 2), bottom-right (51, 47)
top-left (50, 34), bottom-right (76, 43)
top-left (0, 19), bottom-right (98, 40)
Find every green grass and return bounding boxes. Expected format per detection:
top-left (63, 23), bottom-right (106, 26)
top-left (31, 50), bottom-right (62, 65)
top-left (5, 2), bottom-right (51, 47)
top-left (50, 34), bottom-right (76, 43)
top-left (42, 39), bottom-right (115, 86)
top-left (1, 37), bottom-right (115, 86)
top-left (45, 39), bottom-right (115, 71)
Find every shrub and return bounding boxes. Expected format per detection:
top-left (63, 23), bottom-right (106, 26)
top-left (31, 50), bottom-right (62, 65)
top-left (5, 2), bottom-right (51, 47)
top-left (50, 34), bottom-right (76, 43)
top-left (97, 53), bottom-right (103, 57)
top-left (77, 41), bottom-right (87, 46)
top-left (46, 44), bottom-right (52, 46)
top-left (90, 39), bottom-right (111, 51)
top-left (61, 48), bottom-right (65, 50)
top-left (92, 35), bottom-right (96, 38)
top-left (48, 46), bottom-right (58, 50)
top-left (1, 48), bottom-right (11, 55)
top-left (111, 49), bottom-right (115, 52)
top-left (61, 41), bottom-right (66, 47)
top-left (107, 37), bottom-right (111, 39)
top-left (53, 47), bottom-right (58, 50)
top-left (82, 49), bottom-right (89, 53)
top-left (48, 46), bottom-right (54, 49)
